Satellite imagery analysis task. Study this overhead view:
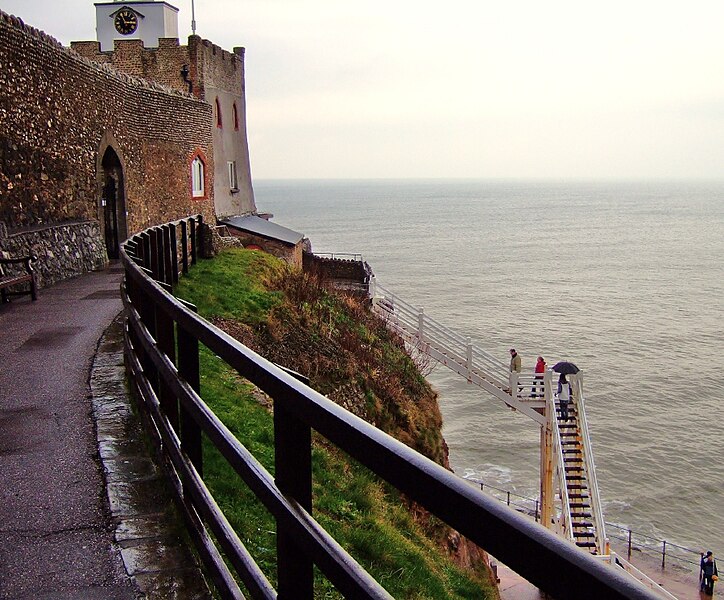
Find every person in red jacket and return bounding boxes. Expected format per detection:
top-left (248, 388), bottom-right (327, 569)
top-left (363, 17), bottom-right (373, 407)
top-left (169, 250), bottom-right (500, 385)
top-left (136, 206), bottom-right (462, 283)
top-left (532, 356), bottom-right (546, 397)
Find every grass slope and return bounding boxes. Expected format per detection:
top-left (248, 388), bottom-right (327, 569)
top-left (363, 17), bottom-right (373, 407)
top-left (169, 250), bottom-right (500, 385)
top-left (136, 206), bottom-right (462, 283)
top-left (176, 248), bottom-right (495, 599)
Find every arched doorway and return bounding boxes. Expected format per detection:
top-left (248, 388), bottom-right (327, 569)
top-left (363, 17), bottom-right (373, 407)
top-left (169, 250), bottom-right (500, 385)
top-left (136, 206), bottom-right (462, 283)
top-left (100, 147), bottom-right (127, 259)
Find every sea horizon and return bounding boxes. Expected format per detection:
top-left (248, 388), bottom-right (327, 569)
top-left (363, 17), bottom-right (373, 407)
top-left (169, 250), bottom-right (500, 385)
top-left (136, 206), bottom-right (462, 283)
top-left (254, 178), bottom-right (724, 559)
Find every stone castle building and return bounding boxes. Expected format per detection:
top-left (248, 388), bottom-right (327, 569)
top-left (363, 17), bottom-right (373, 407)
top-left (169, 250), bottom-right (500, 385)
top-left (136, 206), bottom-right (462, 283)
top-left (0, 0), bottom-right (265, 286)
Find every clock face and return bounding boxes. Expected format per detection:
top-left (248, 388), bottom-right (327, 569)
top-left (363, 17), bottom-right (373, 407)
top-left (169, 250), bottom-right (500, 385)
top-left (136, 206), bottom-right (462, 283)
top-left (114, 9), bottom-right (138, 35)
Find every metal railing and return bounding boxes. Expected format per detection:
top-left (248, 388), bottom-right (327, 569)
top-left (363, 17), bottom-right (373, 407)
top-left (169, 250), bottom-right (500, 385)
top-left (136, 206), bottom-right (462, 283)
top-left (371, 281), bottom-right (509, 384)
top-left (469, 475), bottom-right (710, 571)
top-left (548, 392), bottom-right (575, 541)
top-left (569, 374), bottom-right (608, 555)
top-left (371, 279), bottom-right (610, 555)
top-left (311, 252), bottom-right (364, 262)
top-left (120, 217), bottom-right (661, 600)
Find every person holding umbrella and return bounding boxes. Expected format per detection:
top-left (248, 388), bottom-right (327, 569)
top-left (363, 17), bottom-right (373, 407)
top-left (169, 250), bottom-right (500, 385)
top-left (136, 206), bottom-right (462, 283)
top-left (552, 361), bottom-right (580, 422)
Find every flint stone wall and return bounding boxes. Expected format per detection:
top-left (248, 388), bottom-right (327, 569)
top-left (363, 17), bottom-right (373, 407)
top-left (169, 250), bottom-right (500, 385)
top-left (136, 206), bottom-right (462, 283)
top-left (0, 221), bottom-right (107, 288)
top-left (0, 9), bottom-right (215, 234)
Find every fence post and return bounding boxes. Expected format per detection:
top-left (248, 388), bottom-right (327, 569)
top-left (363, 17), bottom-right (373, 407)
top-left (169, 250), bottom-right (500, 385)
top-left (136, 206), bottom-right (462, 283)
top-left (275, 398), bottom-right (313, 600)
top-left (662, 540), bottom-right (666, 569)
top-left (190, 218), bottom-right (198, 265)
top-left (170, 222), bottom-right (179, 285)
top-left (466, 337), bottom-right (473, 380)
top-left (163, 225), bottom-right (174, 288)
top-left (181, 220), bottom-right (189, 274)
top-left (154, 227), bottom-right (165, 283)
top-left (509, 372), bottom-right (519, 397)
top-left (155, 300), bottom-right (178, 433)
top-left (178, 314), bottom-right (202, 480)
top-left (628, 529), bottom-right (632, 560)
top-left (418, 307), bottom-right (425, 342)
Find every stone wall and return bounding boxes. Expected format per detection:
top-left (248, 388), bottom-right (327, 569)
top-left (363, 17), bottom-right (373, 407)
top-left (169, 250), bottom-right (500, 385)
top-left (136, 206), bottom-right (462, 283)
top-left (0, 10), bottom-right (215, 236)
top-left (303, 253), bottom-right (372, 281)
top-left (0, 221), bottom-right (107, 288)
top-left (71, 34), bottom-right (256, 220)
top-left (71, 37), bottom-right (191, 95)
top-left (226, 228), bottom-right (303, 267)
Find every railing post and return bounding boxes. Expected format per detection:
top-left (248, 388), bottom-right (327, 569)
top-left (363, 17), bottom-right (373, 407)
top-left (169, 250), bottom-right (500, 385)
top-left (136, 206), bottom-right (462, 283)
top-left (275, 398), bottom-right (313, 600)
top-left (628, 529), bottom-right (632, 560)
top-left (540, 408), bottom-right (555, 530)
top-left (466, 337), bottom-right (473, 380)
top-left (142, 231), bottom-right (151, 272)
top-left (149, 228), bottom-right (159, 281)
top-left (163, 225), bottom-right (174, 288)
top-left (155, 302), bottom-right (178, 433)
top-left (177, 313), bottom-right (202, 480)
top-left (509, 372), bottom-right (519, 396)
top-left (417, 307), bottom-right (424, 342)
top-left (190, 218), bottom-right (198, 265)
top-left (170, 222), bottom-right (179, 284)
top-left (662, 540), bottom-right (666, 569)
top-left (181, 220), bottom-right (189, 274)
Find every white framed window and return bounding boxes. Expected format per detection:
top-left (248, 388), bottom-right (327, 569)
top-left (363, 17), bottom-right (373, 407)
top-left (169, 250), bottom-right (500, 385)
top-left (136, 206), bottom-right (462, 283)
top-left (227, 160), bottom-right (238, 191)
top-left (192, 156), bottom-right (205, 197)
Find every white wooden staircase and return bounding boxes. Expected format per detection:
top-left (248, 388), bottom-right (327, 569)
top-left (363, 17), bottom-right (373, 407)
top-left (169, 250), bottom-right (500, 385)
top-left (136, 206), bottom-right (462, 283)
top-left (370, 281), bottom-right (607, 554)
top-left (367, 279), bottom-right (680, 598)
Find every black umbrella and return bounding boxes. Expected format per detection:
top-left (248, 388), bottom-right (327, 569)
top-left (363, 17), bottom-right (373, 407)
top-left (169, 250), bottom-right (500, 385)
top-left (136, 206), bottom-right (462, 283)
top-left (551, 361), bottom-right (580, 375)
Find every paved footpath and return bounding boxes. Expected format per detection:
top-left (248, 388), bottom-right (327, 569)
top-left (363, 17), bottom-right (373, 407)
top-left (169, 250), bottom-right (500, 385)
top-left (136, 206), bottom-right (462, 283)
top-left (0, 267), bottom-right (209, 600)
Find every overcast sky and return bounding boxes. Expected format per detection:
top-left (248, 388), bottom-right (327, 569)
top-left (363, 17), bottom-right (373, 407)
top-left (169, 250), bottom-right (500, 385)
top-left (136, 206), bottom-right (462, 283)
top-left (4, 0), bottom-right (724, 180)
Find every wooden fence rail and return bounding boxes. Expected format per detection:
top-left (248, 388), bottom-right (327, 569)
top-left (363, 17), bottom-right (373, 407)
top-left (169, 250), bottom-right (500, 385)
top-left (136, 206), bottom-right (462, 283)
top-left (120, 216), bottom-right (659, 600)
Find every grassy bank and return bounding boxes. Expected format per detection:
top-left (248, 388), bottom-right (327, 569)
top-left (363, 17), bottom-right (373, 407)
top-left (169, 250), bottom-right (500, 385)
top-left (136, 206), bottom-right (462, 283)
top-left (175, 248), bottom-right (495, 599)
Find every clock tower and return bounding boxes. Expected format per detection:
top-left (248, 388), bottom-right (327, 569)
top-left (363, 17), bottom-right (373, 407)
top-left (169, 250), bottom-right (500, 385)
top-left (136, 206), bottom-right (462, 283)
top-left (95, 0), bottom-right (179, 51)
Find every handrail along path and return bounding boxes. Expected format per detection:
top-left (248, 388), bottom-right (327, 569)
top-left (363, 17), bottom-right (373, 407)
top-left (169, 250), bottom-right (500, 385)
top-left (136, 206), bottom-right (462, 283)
top-left (120, 216), bottom-right (660, 599)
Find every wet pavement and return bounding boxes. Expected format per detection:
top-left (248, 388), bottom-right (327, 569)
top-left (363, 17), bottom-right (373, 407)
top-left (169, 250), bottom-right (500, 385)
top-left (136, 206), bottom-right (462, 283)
top-left (0, 267), bottom-right (209, 599)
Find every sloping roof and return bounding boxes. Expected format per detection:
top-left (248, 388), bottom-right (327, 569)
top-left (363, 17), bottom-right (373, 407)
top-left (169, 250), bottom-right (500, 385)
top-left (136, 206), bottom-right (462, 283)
top-left (222, 215), bottom-right (304, 246)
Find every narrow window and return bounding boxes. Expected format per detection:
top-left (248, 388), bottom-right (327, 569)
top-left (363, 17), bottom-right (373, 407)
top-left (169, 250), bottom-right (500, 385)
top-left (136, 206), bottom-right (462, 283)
top-left (233, 102), bottom-right (239, 130)
top-left (192, 156), bottom-right (205, 197)
top-left (215, 98), bottom-right (222, 128)
top-left (228, 160), bottom-right (238, 191)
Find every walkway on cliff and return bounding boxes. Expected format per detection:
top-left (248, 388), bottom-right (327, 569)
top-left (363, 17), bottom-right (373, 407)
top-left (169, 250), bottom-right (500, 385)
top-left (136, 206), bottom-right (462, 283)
top-left (0, 266), bottom-right (208, 599)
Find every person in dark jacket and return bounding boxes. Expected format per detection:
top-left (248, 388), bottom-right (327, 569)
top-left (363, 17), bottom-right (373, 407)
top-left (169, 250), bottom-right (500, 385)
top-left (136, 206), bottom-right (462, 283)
top-left (701, 551), bottom-right (718, 595)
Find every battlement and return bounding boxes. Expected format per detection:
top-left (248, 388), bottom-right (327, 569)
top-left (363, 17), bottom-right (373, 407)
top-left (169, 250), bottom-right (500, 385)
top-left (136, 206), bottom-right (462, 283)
top-left (70, 33), bottom-right (246, 97)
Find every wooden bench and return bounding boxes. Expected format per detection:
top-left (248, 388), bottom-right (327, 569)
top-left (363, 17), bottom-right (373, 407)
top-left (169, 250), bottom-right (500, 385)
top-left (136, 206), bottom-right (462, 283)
top-left (0, 255), bottom-right (38, 302)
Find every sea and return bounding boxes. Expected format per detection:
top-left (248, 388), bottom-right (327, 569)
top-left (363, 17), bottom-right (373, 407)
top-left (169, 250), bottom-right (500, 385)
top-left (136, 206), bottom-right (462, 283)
top-left (253, 179), bottom-right (723, 561)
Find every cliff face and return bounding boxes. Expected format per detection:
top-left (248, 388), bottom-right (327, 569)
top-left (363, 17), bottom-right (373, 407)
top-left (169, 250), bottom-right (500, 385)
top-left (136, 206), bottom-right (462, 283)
top-left (212, 266), bottom-right (449, 467)
top-left (189, 250), bottom-right (491, 579)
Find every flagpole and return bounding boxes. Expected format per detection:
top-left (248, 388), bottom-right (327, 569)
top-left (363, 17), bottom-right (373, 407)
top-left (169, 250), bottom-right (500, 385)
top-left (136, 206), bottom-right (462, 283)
top-left (191, 0), bottom-right (197, 34)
